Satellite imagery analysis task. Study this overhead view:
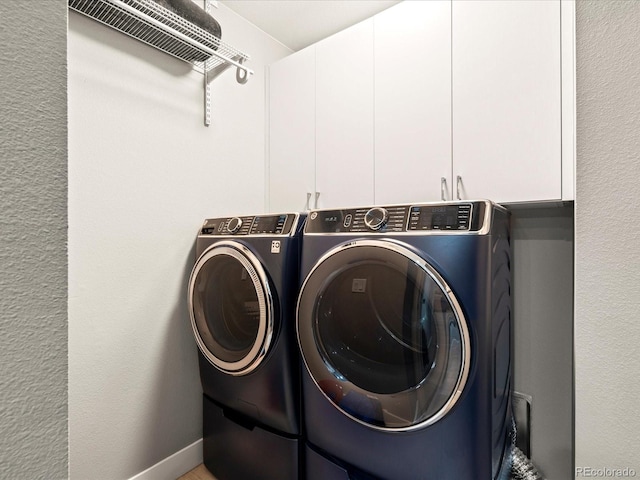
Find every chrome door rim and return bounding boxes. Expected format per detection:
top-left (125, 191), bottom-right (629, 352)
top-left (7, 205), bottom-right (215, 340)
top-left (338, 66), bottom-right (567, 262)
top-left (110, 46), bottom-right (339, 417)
top-left (188, 240), bottom-right (274, 376)
top-left (296, 238), bottom-right (471, 431)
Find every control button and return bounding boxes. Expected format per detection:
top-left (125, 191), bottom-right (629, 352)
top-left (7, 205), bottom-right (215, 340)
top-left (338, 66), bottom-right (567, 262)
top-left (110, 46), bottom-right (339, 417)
top-left (343, 214), bottom-right (353, 228)
top-left (227, 217), bottom-right (243, 234)
top-left (364, 207), bottom-right (388, 231)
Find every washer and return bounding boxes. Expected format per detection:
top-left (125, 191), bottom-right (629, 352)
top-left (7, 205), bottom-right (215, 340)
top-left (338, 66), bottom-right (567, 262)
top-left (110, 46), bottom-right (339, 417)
top-left (188, 212), bottom-right (305, 480)
top-left (297, 201), bottom-right (512, 480)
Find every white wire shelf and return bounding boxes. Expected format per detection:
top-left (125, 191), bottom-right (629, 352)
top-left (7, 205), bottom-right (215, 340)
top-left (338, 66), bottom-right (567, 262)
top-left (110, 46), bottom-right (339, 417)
top-left (69, 0), bottom-right (253, 125)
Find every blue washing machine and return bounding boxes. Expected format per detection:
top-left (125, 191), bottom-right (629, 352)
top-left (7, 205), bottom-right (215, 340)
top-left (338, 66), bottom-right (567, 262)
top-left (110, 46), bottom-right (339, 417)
top-left (187, 212), bottom-right (305, 480)
top-left (296, 201), bottom-right (512, 480)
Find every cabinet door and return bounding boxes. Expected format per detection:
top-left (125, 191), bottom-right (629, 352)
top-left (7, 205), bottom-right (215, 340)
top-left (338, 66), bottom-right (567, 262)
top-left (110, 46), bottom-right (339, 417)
top-left (375, 1), bottom-right (452, 204)
top-left (268, 47), bottom-right (316, 212)
top-left (315, 19), bottom-right (374, 209)
top-left (452, 0), bottom-right (561, 203)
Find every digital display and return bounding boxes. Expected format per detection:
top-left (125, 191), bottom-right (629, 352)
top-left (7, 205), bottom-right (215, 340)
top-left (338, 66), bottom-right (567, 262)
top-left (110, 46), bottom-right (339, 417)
top-left (409, 204), bottom-right (471, 231)
top-left (252, 215), bottom-right (285, 234)
top-left (431, 206), bottom-right (458, 229)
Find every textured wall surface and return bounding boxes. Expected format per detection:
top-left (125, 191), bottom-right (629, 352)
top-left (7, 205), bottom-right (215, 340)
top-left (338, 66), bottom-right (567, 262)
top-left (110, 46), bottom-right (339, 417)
top-left (575, 0), bottom-right (640, 474)
top-left (68, 5), bottom-right (290, 479)
top-left (0, 1), bottom-right (68, 478)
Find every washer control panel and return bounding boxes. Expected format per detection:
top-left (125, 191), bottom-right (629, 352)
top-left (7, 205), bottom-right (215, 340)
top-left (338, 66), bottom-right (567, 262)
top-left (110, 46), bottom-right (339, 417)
top-left (306, 202), bottom-right (487, 234)
top-left (201, 214), bottom-right (296, 236)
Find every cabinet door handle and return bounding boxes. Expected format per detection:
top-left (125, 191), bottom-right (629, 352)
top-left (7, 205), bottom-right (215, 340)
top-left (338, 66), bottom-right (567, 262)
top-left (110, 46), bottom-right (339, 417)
top-left (441, 177), bottom-right (447, 201)
top-left (305, 192), bottom-right (312, 211)
top-left (314, 192), bottom-right (320, 209)
top-left (456, 175), bottom-right (463, 200)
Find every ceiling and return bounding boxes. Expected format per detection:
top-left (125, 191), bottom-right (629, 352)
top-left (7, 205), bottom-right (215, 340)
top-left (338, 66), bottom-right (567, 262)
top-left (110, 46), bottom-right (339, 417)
top-left (219, 0), bottom-right (401, 51)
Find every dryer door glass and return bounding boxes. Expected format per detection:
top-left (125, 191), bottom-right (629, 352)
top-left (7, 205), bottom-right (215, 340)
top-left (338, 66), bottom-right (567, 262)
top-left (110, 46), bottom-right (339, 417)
top-left (189, 242), bottom-right (273, 376)
top-left (297, 240), bottom-right (470, 431)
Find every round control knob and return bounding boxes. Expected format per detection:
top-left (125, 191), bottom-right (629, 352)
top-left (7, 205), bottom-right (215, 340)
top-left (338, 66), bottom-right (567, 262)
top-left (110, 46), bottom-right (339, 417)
top-left (364, 207), bottom-right (388, 231)
top-left (227, 217), bottom-right (243, 234)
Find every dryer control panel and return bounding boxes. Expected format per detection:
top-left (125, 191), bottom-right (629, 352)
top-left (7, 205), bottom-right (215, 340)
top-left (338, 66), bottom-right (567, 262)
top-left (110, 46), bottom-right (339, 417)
top-left (200, 214), bottom-right (297, 236)
top-left (305, 201), bottom-right (490, 234)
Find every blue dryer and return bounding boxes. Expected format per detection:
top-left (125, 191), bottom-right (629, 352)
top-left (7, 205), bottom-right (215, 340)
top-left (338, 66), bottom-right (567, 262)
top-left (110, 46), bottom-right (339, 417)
top-left (188, 212), bottom-right (305, 480)
top-left (296, 201), bottom-right (512, 480)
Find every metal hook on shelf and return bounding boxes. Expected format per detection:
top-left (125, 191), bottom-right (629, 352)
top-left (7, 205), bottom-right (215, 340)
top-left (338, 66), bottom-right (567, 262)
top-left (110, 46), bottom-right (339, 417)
top-left (236, 57), bottom-right (249, 85)
top-left (206, 55), bottom-right (251, 84)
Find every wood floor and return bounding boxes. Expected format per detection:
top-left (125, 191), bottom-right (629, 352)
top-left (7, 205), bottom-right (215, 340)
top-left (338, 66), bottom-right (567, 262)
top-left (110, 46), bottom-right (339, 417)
top-left (178, 464), bottom-right (217, 480)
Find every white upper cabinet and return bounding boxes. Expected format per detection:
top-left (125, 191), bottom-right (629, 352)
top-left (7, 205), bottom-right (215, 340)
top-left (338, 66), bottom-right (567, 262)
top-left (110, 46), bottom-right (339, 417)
top-left (268, 0), bottom-right (574, 210)
top-left (452, 0), bottom-right (563, 203)
top-left (374, 1), bottom-right (452, 204)
top-left (268, 47), bottom-right (316, 213)
top-left (315, 19), bottom-right (375, 209)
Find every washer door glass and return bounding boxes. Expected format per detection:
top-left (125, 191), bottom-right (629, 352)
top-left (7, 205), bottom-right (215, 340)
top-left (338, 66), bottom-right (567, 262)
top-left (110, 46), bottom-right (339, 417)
top-left (297, 239), bottom-right (470, 431)
top-left (189, 241), bottom-right (273, 375)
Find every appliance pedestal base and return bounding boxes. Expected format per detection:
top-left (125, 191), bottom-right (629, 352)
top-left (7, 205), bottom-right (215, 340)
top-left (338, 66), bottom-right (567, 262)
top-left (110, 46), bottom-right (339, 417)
top-left (203, 395), bottom-right (301, 480)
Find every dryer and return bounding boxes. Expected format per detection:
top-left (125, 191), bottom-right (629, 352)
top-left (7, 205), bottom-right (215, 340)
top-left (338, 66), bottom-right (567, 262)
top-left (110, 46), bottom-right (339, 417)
top-left (296, 201), bottom-right (512, 480)
top-left (188, 212), bottom-right (304, 480)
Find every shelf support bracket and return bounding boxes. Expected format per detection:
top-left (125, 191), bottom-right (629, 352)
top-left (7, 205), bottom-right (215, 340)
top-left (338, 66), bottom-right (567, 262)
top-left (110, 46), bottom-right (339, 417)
top-left (204, 56), bottom-right (248, 126)
top-left (204, 0), bottom-right (213, 126)
top-left (202, 0), bottom-right (249, 125)
top-left (206, 56), bottom-right (247, 84)
top-left (205, 69), bottom-right (212, 127)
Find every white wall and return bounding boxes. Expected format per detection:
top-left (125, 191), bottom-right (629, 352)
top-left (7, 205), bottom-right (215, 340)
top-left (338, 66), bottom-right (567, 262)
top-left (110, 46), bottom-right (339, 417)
top-left (68, 4), bottom-right (290, 479)
top-left (0, 1), bottom-right (68, 478)
top-left (575, 0), bottom-right (640, 476)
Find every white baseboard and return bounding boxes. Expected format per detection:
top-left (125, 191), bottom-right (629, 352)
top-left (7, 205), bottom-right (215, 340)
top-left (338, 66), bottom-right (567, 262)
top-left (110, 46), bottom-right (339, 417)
top-left (129, 438), bottom-right (203, 480)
